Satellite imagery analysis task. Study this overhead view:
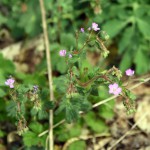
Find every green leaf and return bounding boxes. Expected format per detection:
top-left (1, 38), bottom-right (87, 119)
top-left (55, 99), bottom-right (67, 115)
top-left (68, 141), bottom-right (86, 150)
top-left (29, 122), bottom-right (43, 134)
top-left (72, 66), bottom-right (80, 77)
top-left (0, 54), bottom-right (15, 74)
top-left (57, 124), bottom-right (82, 142)
top-left (84, 112), bottom-right (108, 133)
top-left (80, 59), bottom-right (92, 80)
top-left (60, 33), bottom-right (76, 48)
top-left (119, 26), bottom-right (134, 54)
top-left (0, 14), bottom-right (7, 25)
top-left (134, 49), bottom-right (149, 74)
top-left (56, 97), bottom-right (81, 123)
top-left (0, 130), bottom-right (5, 138)
top-left (66, 102), bottom-right (79, 123)
top-left (119, 51), bottom-right (132, 72)
top-left (23, 131), bottom-right (40, 147)
top-left (6, 101), bottom-right (17, 117)
top-left (38, 110), bottom-right (48, 120)
top-left (23, 122), bottom-right (46, 147)
top-left (31, 108), bottom-right (38, 116)
top-left (103, 19), bottom-right (127, 38)
top-left (99, 101), bottom-right (115, 119)
top-left (24, 146), bottom-right (44, 150)
top-left (137, 18), bottom-right (150, 39)
top-left (0, 89), bottom-right (6, 97)
top-left (90, 86), bottom-right (99, 96)
top-left (43, 101), bottom-right (54, 110)
top-left (78, 32), bottom-right (88, 49)
top-left (80, 100), bottom-right (92, 112)
top-left (56, 58), bottom-right (68, 74)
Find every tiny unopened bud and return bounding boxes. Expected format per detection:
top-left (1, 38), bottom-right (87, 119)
top-left (102, 50), bottom-right (109, 58)
top-left (112, 66), bottom-right (122, 79)
top-left (105, 34), bottom-right (109, 40)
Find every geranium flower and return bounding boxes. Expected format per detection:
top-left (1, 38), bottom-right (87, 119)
top-left (109, 83), bottom-right (122, 96)
top-left (59, 50), bottom-right (66, 57)
top-left (80, 28), bottom-right (84, 33)
top-left (92, 22), bottom-right (100, 31)
top-left (125, 69), bottom-right (134, 76)
top-left (5, 78), bottom-right (15, 88)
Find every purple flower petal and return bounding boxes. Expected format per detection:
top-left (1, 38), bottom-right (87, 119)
top-left (108, 83), bottom-right (122, 96)
top-left (10, 84), bottom-right (14, 88)
top-left (59, 50), bottom-right (67, 57)
top-left (125, 68), bottom-right (134, 76)
top-left (113, 83), bottom-right (119, 88)
top-left (80, 28), bottom-right (84, 33)
top-left (92, 22), bottom-right (100, 31)
top-left (69, 54), bottom-right (72, 58)
top-left (5, 78), bottom-right (15, 88)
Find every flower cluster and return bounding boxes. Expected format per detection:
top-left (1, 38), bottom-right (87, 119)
top-left (80, 22), bottom-right (100, 32)
top-left (59, 49), bottom-right (72, 58)
top-left (59, 22), bottom-right (100, 58)
top-left (33, 85), bottom-right (39, 94)
top-left (109, 68), bottom-right (135, 96)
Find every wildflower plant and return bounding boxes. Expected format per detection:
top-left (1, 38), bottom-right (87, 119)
top-left (54, 22), bottom-right (137, 123)
top-left (5, 78), bottom-right (53, 135)
top-left (3, 22), bottom-right (138, 146)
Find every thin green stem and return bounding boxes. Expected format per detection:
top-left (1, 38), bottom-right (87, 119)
top-left (78, 30), bottom-right (93, 53)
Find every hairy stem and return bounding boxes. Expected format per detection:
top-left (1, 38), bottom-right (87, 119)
top-left (76, 75), bottom-right (112, 87)
top-left (39, 0), bottom-right (54, 149)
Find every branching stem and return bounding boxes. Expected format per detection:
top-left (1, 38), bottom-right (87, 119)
top-left (38, 77), bottom-right (150, 137)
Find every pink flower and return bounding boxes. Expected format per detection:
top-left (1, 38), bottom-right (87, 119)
top-left (69, 54), bottom-right (72, 58)
top-left (5, 78), bottom-right (15, 88)
top-left (92, 22), bottom-right (100, 31)
top-left (59, 50), bottom-right (66, 57)
top-left (80, 28), bottom-right (84, 33)
top-left (125, 69), bottom-right (134, 76)
top-left (109, 83), bottom-right (122, 96)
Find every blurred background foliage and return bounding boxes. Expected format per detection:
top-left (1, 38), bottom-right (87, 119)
top-left (0, 0), bottom-right (150, 149)
top-left (0, 0), bottom-right (150, 74)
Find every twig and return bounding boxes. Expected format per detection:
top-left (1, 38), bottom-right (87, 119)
top-left (45, 136), bottom-right (49, 150)
top-left (62, 133), bottom-right (110, 150)
top-left (38, 77), bottom-right (150, 137)
top-left (129, 77), bottom-right (150, 90)
top-left (39, 0), bottom-right (54, 150)
top-left (107, 111), bottom-right (149, 150)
